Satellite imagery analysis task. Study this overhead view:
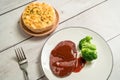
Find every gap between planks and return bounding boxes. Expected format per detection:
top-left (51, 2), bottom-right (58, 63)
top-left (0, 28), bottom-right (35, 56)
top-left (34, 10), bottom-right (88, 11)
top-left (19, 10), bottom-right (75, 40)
top-left (0, 0), bottom-right (108, 54)
top-left (0, 0), bottom-right (37, 16)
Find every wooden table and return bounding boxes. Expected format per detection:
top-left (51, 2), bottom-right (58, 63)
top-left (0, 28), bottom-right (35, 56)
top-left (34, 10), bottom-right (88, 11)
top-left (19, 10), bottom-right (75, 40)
top-left (0, 0), bottom-right (120, 80)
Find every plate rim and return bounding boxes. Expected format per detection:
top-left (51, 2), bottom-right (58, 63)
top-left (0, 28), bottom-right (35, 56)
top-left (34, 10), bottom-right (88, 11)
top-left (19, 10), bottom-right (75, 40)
top-left (41, 26), bottom-right (114, 80)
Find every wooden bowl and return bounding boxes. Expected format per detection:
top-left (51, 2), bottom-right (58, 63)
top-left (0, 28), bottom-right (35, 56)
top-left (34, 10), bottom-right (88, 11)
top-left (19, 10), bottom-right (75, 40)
top-left (19, 9), bottom-right (59, 37)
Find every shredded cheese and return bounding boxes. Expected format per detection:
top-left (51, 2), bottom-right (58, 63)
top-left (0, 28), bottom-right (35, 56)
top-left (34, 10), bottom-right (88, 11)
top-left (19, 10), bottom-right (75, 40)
top-left (22, 2), bottom-right (56, 30)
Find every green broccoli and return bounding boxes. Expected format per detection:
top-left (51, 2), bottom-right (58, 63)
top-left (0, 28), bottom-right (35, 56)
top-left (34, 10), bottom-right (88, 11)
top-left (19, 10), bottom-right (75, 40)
top-left (79, 36), bottom-right (97, 61)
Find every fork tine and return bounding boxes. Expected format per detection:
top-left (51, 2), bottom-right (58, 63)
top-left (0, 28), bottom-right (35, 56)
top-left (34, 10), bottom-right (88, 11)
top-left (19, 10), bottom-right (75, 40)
top-left (15, 48), bottom-right (21, 61)
top-left (20, 47), bottom-right (26, 59)
top-left (15, 47), bottom-right (27, 61)
top-left (18, 48), bottom-right (24, 61)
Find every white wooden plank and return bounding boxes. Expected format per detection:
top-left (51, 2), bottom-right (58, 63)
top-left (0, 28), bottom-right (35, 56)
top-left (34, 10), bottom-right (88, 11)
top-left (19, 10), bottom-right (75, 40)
top-left (0, 7), bottom-right (31, 52)
top-left (0, 37), bottom-right (48, 80)
top-left (0, 0), bottom-right (70, 52)
top-left (0, 0), bottom-right (35, 15)
top-left (0, 0), bottom-right (120, 80)
top-left (0, 48), bottom-right (24, 80)
top-left (0, 27), bottom-right (119, 80)
top-left (108, 36), bottom-right (120, 80)
top-left (38, 0), bottom-right (106, 24)
top-left (56, 0), bottom-right (120, 41)
top-left (0, 0), bottom-right (115, 80)
top-left (0, 0), bottom-right (106, 52)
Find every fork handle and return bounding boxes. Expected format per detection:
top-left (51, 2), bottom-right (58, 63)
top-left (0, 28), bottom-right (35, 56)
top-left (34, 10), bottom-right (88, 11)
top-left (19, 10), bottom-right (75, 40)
top-left (23, 69), bottom-right (29, 80)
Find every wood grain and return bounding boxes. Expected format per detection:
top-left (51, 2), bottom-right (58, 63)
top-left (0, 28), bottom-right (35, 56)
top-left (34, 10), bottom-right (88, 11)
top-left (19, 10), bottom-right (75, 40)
top-left (0, 0), bottom-right (106, 52)
top-left (2, 0), bottom-right (120, 80)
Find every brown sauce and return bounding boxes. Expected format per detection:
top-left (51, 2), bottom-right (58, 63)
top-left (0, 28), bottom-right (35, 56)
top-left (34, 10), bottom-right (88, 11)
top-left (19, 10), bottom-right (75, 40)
top-left (50, 40), bottom-right (86, 77)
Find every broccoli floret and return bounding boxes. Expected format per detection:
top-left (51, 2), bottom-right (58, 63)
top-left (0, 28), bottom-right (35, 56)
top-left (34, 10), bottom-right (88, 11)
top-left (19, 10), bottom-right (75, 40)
top-left (82, 43), bottom-right (96, 50)
top-left (79, 36), bottom-right (97, 61)
top-left (81, 48), bottom-right (97, 61)
top-left (79, 36), bottom-right (92, 49)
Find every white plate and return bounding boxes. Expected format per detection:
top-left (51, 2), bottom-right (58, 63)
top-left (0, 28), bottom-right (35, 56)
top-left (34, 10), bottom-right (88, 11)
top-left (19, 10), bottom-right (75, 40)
top-left (41, 27), bottom-right (113, 80)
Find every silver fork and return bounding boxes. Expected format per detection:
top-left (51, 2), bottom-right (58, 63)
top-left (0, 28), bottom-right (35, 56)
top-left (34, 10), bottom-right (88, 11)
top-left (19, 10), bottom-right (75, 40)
top-left (15, 47), bottom-right (29, 80)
